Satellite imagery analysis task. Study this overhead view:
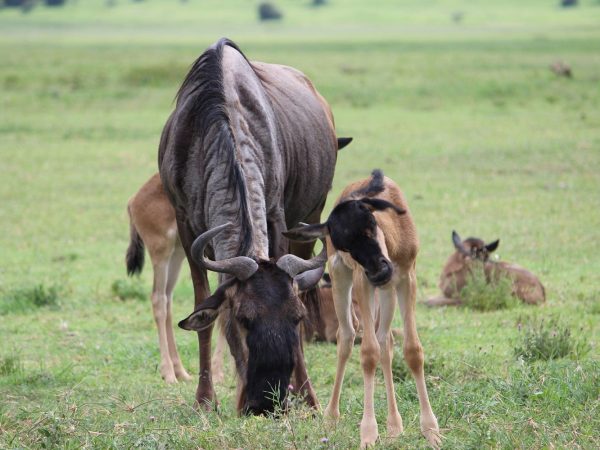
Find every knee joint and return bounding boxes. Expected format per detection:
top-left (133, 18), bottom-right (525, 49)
top-left (403, 343), bottom-right (424, 372)
top-left (361, 344), bottom-right (380, 372)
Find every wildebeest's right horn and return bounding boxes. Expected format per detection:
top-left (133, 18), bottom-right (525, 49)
top-left (452, 230), bottom-right (469, 256)
top-left (191, 222), bottom-right (258, 281)
top-left (276, 238), bottom-right (328, 279)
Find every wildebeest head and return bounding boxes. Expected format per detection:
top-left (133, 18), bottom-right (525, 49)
top-left (178, 223), bottom-right (325, 415)
top-left (452, 230), bottom-right (499, 262)
top-left (283, 183), bottom-right (405, 287)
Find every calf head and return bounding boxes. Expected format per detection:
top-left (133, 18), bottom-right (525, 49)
top-left (452, 230), bottom-right (499, 262)
top-left (284, 171), bottom-right (405, 287)
top-left (178, 223), bottom-right (325, 415)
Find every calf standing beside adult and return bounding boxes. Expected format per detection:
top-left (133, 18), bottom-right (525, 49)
top-left (285, 170), bottom-right (441, 448)
top-left (158, 38), bottom-right (343, 414)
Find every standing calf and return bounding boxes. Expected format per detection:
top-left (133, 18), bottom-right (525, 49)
top-left (126, 173), bottom-right (192, 383)
top-left (285, 170), bottom-right (440, 449)
top-left (426, 231), bottom-right (546, 307)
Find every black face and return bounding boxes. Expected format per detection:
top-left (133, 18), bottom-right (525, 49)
top-left (463, 238), bottom-right (490, 262)
top-left (234, 262), bottom-right (304, 415)
top-left (328, 200), bottom-right (393, 286)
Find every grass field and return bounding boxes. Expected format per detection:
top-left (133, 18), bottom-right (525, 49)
top-left (1, 0), bottom-right (599, 448)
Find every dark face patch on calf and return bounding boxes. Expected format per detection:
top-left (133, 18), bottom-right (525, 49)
top-left (328, 200), bottom-right (392, 286)
top-left (452, 231), bottom-right (500, 263)
top-left (233, 262), bottom-right (305, 415)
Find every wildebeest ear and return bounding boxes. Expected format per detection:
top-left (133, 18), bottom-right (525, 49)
top-left (485, 239), bottom-right (500, 253)
top-left (452, 230), bottom-right (469, 255)
top-left (359, 198), bottom-right (405, 215)
top-left (178, 281), bottom-right (232, 331)
top-left (283, 223), bottom-right (329, 242)
top-left (337, 137), bottom-right (353, 150)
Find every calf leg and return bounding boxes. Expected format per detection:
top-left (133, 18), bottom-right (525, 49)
top-left (397, 271), bottom-right (441, 449)
top-left (211, 321), bottom-right (227, 384)
top-left (324, 255), bottom-right (355, 421)
top-left (354, 273), bottom-right (379, 448)
top-left (151, 260), bottom-right (176, 384)
top-left (375, 286), bottom-right (403, 437)
top-left (165, 245), bottom-right (192, 381)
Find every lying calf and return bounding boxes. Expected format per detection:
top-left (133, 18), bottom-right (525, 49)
top-left (426, 231), bottom-right (545, 307)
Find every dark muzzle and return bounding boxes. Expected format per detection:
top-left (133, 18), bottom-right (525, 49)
top-left (365, 258), bottom-right (393, 286)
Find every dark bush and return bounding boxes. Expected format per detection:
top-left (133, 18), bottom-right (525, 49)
top-left (258, 2), bottom-right (282, 21)
top-left (4, 0), bottom-right (25, 7)
top-left (45, 0), bottom-right (66, 6)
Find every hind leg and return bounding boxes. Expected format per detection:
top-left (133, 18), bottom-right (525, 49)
top-left (151, 259), bottom-right (177, 384)
top-left (376, 286), bottom-right (403, 437)
top-left (397, 270), bottom-right (441, 449)
top-left (211, 320), bottom-right (228, 384)
top-left (165, 243), bottom-right (192, 381)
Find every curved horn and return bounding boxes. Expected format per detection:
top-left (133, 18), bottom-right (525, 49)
top-left (452, 230), bottom-right (469, 256)
top-left (276, 238), bottom-right (328, 279)
top-left (191, 222), bottom-right (258, 281)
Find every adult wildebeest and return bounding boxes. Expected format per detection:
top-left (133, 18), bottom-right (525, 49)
top-left (158, 38), bottom-right (344, 415)
top-left (284, 170), bottom-right (441, 449)
top-left (425, 231), bottom-right (546, 307)
top-left (125, 163), bottom-right (352, 384)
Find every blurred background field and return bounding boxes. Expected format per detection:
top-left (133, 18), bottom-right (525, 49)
top-left (0, 1), bottom-right (599, 448)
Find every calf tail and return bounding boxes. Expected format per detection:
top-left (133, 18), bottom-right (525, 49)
top-left (126, 206), bottom-right (145, 276)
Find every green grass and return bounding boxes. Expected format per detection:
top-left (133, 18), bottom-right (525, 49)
top-left (460, 263), bottom-right (518, 311)
top-left (1, 0), bottom-right (599, 448)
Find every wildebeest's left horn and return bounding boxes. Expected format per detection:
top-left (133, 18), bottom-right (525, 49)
top-left (191, 222), bottom-right (258, 281)
top-left (276, 238), bottom-right (327, 279)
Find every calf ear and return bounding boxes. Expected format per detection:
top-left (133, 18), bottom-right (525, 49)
top-left (337, 137), bottom-right (353, 150)
top-left (283, 223), bottom-right (329, 242)
top-left (452, 230), bottom-right (469, 255)
top-left (485, 239), bottom-right (500, 253)
top-left (359, 198), bottom-right (405, 215)
top-left (178, 282), bottom-right (232, 331)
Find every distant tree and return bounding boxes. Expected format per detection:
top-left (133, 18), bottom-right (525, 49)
top-left (4, 0), bottom-right (24, 7)
top-left (45, 0), bottom-right (66, 6)
top-left (258, 2), bottom-right (282, 21)
top-left (561, 0), bottom-right (577, 6)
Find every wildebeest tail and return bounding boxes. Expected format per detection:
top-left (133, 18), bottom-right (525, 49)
top-left (126, 205), bottom-right (145, 276)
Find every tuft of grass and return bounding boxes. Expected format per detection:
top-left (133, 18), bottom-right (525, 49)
top-left (111, 278), bottom-right (146, 301)
top-left (513, 317), bottom-right (590, 362)
top-left (0, 284), bottom-right (62, 315)
top-left (0, 353), bottom-right (23, 377)
top-left (460, 263), bottom-right (519, 311)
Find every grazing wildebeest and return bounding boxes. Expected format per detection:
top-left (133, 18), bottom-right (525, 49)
top-left (284, 170), bottom-right (441, 449)
top-left (158, 38), bottom-right (345, 415)
top-left (125, 168), bottom-right (353, 384)
top-left (425, 231), bottom-right (546, 307)
top-left (125, 173), bottom-right (191, 384)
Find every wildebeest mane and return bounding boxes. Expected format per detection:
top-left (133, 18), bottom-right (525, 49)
top-left (341, 169), bottom-right (386, 204)
top-left (172, 38), bottom-right (253, 256)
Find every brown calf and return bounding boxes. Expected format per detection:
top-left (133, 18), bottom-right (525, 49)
top-left (285, 170), bottom-right (440, 449)
top-left (426, 231), bottom-right (546, 307)
top-left (126, 173), bottom-right (192, 383)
